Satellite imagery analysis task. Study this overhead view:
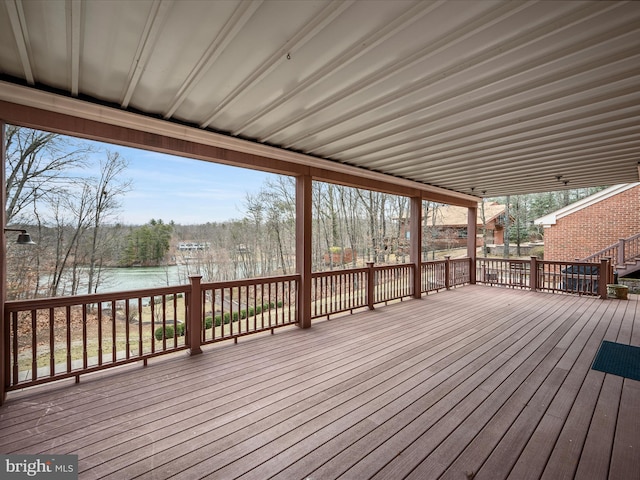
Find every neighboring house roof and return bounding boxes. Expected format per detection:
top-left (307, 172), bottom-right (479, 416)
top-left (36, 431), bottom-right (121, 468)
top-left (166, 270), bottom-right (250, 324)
top-left (534, 183), bottom-right (640, 227)
top-left (425, 202), bottom-right (506, 227)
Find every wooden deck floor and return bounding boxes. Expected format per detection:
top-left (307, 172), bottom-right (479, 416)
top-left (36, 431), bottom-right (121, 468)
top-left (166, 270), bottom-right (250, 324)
top-left (1, 285), bottom-right (639, 480)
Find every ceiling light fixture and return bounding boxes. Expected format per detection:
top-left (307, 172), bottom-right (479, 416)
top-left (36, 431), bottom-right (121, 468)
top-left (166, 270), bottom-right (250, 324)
top-left (4, 228), bottom-right (36, 245)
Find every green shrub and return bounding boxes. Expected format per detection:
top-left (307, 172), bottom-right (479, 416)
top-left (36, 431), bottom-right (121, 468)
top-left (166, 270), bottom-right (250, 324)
top-left (223, 312), bottom-right (231, 324)
top-left (248, 307), bottom-right (255, 317)
top-left (155, 323), bottom-right (184, 340)
top-left (204, 316), bottom-right (213, 329)
top-left (155, 325), bottom-right (175, 341)
top-left (176, 323), bottom-right (185, 336)
top-left (277, 300), bottom-right (283, 308)
top-left (215, 315), bottom-right (222, 327)
top-left (232, 311), bottom-right (239, 322)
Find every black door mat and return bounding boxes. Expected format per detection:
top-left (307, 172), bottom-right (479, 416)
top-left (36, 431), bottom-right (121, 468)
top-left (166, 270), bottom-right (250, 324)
top-left (592, 340), bottom-right (640, 381)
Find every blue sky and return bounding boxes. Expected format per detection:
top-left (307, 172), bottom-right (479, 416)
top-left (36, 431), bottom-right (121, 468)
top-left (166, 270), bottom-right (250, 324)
top-left (82, 140), bottom-right (279, 225)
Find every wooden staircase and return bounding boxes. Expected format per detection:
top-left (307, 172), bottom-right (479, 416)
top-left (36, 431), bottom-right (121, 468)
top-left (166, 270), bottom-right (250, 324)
top-left (582, 232), bottom-right (640, 277)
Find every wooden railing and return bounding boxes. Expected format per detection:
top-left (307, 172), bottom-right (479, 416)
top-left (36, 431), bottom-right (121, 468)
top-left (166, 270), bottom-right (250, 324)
top-left (3, 256), bottom-right (612, 391)
top-left (477, 257), bottom-right (611, 297)
top-left (582, 232), bottom-right (640, 267)
top-left (4, 285), bottom-right (191, 390)
top-left (311, 267), bottom-right (368, 318)
top-left (372, 263), bottom-right (414, 305)
top-left (535, 260), bottom-right (602, 295)
top-left (310, 258), bottom-right (472, 320)
top-left (477, 258), bottom-right (532, 288)
top-left (4, 275), bottom-right (299, 390)
top-left (200, 275), bottom-right (299, 344)
top-left (310, 263), bottom-right (415, 319)
top-left (627, 233), bottom-right (640, 261)
top-left (420, 257), bottom-right (471, 293)
top-left (421, 260), bottom-right (447, 293)
top-left (449, 257), bottom-right (472, 287)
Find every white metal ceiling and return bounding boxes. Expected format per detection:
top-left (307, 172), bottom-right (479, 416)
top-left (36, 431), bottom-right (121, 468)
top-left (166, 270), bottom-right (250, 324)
top-left (0, 0), bottom-right (639, 197)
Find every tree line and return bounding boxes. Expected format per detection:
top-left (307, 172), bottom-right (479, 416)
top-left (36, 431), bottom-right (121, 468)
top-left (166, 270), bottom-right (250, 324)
top-left (5, 126), bottom-right (605, 300)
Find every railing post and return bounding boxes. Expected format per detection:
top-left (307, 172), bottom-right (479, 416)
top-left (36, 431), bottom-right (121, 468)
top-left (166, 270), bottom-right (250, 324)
top-left (296, 175), bottom-right (312, 329)
top-left (1, 309), bottom-right (7, 405)
top-left (188, 275), bottom-right (203, 355)
top-left (469, 257), bottom-right (476, 285)
top-left (467, 205), bottom-right (477, 285)
top-left (618, 238), bottom-right (625, 267)
top-left (444, 256), bottom-right (451, 290)
top-left (367, 262), bottom-right (375, 310)
top-left (0, 121), bottom-right (6, 406)
top-left (410, 196), bottom-right (422, 299)
top-left (530, 256), bottom-right (538, 292)
top-left (599, 258), bottom-right (610, 299)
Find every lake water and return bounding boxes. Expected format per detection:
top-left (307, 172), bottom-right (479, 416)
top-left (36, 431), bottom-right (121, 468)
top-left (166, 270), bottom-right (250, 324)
top-left (96, 266), bottom-right (186, 293)
top-left (56, 263), bottom-right (257, 295)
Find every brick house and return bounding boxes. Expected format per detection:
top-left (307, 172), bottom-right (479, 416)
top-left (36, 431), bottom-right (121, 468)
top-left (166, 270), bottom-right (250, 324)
top-left (417, 202), bottom-right (508, 250)
top-left (534, 183), bottom-right (640, 261)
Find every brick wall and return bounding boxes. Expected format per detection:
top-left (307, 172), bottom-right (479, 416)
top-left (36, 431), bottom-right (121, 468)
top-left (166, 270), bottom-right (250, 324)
top-left (544, 186), bottom-right (640, 261)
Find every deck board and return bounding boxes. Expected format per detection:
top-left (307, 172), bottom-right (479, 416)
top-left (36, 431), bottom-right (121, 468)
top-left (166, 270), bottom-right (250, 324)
top-left (371, 296), bottom-right (590, 480)
top-left (1, 285), bottom-right (638, 480)
top-left (289, 290), bottom-right (574, 480)
top-left (539, 298), bottom-right (630, 480)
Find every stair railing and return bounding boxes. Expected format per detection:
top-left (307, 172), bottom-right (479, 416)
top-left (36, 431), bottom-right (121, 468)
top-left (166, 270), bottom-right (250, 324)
top-left (582, 232), bottom-right (640, 268)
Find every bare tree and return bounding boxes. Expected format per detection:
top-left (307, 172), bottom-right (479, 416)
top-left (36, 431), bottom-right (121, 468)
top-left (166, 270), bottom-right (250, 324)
top-left (357, 190), bottom-right (380, 262)
top-left (5, 126), bottom-right (91, 224)
top-left (423, 201), bottom-right (443, 260)
top-left (48, 183), bottom-right (94, 296)
top-left (4, 126), bottom-right (133, 298)
top-left (391, 196), bottom-right (409, 262)
top-left (263, 177), bottom-right (296, 275)
top-left (86, 151), bottom-right (131, 294)
top-left (244, 193), bottom-right (265, 275)
top-left (314, 182), bottom-right (339, 269)
top-left (480, 198), bottom-right (488, 257)
top-left (338, 186), bottom-right (360, 268)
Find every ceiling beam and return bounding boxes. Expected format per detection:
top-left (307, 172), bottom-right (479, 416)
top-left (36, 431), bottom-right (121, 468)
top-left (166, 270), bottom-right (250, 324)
top-left (5, 0), bottom-right (35, 85)
top-left (67, 0), bottom-right (82, 96)
top-left (0, 82), bottom-right (480, 207)
top-left (231, 0), bottom-right (442, 137)
top-left (257, 1), bottom-right (531, 143)
top-left (121, 0), bottom-right (173, 108)
top-left (289, 2), bottom-right (628, 154)
top-left (164, 0), bottom-right (262, 120)
top-left (199, 0), bottom-right (354, 129)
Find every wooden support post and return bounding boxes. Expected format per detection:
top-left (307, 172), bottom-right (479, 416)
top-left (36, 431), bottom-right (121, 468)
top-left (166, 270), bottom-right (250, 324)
top-left (469, 257), bottom-right (475, 285)
top-left (1, 121), bottom-right (6, 405)
top-left (367, 262), bottom-right (375, 310)
top-left (296, 174), bottom-right (312, 328)
top-left (599, 258), bottom-right (610, 299)
top-left (188, 276), bottom-right (203, 355)
top-left (530, 256), bottom-right (538, 292)
top-left (410, 196), bottom-right (422, 298)
top-left (467, 205), bottom-right (477, 284)
top-left (444, 256), bottom-right (451, 289)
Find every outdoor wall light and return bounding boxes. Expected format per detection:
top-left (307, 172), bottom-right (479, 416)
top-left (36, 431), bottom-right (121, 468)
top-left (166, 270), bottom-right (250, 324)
top-left (4, 228), bottom-right (36, 245)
